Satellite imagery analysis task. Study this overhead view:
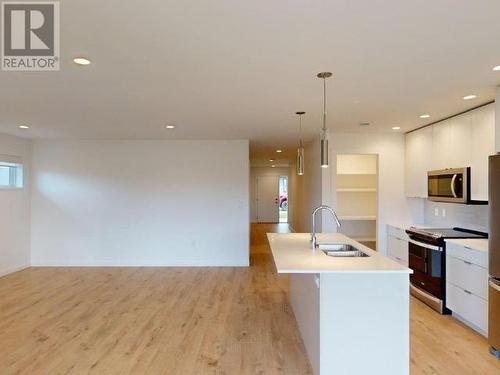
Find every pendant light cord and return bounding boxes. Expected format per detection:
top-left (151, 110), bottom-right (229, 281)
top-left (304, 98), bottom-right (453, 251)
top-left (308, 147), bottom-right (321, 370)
top-left (322, 77), bottom-right (327, 133)
top-left (299, 114), bottom-right (303, 148)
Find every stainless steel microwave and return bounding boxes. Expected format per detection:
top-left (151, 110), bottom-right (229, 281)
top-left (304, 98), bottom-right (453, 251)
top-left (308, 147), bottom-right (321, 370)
top-left (428, 168), bottom-right (470, 203)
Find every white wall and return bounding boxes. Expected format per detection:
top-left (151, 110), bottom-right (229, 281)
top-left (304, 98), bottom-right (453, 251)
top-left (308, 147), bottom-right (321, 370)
top-left (289, 137), bottom-right (324, 232)
top-left (250, 167), bottom-right (289, 223)
top-left (323, 133), bottom-right (411, 254)
top-left (496, 87), bottom-right (500, 153)
top-left (423, 200), bottom-right (488, 233)
top-left (0, 133), bottom-right (31, 276)
top-left (31, 140), bottom-right (249, 266)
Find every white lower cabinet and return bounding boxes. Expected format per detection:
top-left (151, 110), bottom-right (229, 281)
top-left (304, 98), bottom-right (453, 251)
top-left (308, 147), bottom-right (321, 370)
top-left (446, 281), bottom-right (488, 333)
top-left (445, 246), bottom-right (488, 335)
top-left (446, 255), bottom-right (488, 300)
top-left (387, 226), bottom-right (408, 266)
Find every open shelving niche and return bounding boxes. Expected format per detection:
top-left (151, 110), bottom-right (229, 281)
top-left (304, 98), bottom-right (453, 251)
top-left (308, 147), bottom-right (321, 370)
top-left (335, 154), bottom-right (378, 250)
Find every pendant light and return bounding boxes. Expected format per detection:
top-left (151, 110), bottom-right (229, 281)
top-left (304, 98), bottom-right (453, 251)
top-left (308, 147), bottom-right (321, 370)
top-left (296, 111), bottom-right (305, 176)
top-left (317, 72), bottom-right (332, 168)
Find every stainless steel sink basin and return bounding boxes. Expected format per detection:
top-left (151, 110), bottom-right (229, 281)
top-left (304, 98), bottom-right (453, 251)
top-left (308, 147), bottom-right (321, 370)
top-left (319, 243), bottom-right (370, 257)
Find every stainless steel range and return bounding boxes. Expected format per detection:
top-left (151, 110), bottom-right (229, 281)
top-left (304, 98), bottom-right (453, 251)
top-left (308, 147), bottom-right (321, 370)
top-left (405, 227), bottom-right (488, 314)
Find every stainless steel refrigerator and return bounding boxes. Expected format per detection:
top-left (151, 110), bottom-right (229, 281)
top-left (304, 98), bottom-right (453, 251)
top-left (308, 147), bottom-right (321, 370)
top-left (489, 154), bottom-right (500, 357)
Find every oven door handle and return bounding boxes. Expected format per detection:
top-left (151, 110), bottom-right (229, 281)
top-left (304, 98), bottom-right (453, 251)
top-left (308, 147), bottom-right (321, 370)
top-left (408, 238), bottom-right (442, 252)
top-left (451, 174), bottom-right (458, 198)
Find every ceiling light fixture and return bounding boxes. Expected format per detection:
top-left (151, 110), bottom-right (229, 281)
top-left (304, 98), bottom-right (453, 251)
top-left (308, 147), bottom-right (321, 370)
top-left (73, 57), bottom-right (91, 65)
top-left (463, 94), bottom-right (477, 100)
top-left (493, 65), bottom-right (500, 71)
top-left (165, 124), bottom-right (175, 129)
top-left (269, 159), bottom-right (275, 162)
top-left (392, 126), bottom-right (401, 130)
top-left (18, 125), bottom-right (29, 129)
top-left (318, 72), bottom-right (333, 168)
top-left (271, 165), bottom-right (276, 168)
top-left (296, 111), bottom-right (305, 176)
top-left (419, 114), bottom-right (430, 119)
top-left (276, 149), bottom-right (282, 153)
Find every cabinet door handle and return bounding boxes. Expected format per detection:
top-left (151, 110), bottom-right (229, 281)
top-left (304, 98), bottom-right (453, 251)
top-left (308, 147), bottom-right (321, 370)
top-left (314, 275), bottom-right (320, 289)
top-left (463, 260), bottom-right (472, 265)
top-left (463, 289), bottom-right (472, 295)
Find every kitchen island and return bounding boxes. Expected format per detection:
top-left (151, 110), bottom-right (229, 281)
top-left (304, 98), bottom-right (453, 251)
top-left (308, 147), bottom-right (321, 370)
top-left (267, 232), bottom-right (412, 375)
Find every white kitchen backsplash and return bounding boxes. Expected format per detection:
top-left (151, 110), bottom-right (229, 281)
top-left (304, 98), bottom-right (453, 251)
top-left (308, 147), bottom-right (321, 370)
top-left (423, 200), bottom-right (489, 233)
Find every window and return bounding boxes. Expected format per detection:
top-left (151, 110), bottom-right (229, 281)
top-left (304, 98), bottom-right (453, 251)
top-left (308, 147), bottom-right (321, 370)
top-left (0, 156), bottom-right (23, 188)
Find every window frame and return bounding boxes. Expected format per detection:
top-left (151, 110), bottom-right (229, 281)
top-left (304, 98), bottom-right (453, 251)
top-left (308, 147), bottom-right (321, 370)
top-left (0, 161), bottom-right (23, 189)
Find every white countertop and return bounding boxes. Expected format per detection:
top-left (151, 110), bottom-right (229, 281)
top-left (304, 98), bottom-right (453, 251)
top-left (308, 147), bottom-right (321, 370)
top-left (445, 238), bottom-right (489, 253)
top-left (267, 232), bottom-right (412, 274)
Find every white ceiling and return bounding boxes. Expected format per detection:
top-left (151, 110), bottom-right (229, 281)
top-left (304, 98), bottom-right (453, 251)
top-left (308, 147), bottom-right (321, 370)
top-left (1, 0), bottom-right (500, 164)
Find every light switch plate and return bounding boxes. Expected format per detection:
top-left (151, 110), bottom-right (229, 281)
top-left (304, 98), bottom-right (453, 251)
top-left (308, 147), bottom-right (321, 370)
top-left (434, 208), bottom-right (439, 216)
top-left (441, 208), bottom-right (446, 218)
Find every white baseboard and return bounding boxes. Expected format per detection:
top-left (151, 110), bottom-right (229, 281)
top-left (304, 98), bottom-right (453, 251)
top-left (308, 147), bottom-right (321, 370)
top-left (0, 264), bottom-right (30, 278)
top-left (452, 312), bottom-right (487, 337)
top-left (30, 261), bottom-right (250, 267)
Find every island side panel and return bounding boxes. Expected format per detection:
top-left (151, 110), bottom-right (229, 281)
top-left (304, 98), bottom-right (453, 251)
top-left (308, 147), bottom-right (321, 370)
top-left (319, 273), bottom-right (410, 375)
top-left (289, 273), bottom-right (320, 375)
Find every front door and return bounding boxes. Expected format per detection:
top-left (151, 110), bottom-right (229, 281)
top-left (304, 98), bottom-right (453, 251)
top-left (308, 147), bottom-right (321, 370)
top-left (257, 175), bottom-right (279, 223)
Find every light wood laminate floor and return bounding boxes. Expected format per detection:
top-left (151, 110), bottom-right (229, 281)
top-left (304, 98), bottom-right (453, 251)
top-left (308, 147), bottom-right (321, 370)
top-left (0, 223), bottom-right (499, 374)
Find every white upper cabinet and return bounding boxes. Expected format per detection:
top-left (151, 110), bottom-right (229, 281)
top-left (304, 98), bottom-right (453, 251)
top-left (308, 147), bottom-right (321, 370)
top-left (470, 103), bottom-right (495, 201)
top-left (405, 126), bottom-right (433, 198)
top-left (449, 112), bottom-right (472, 169)
top-left (405, 104), bottom-right (495, 201)
top-left (431, 118), bottom-right (452, 170)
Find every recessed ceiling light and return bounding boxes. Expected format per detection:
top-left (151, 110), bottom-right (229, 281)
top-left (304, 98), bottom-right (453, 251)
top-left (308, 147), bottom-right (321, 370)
top-left (493, 65), bottom-right (500, 71)
top-left (269, 159), bottom-right (275, 162)
top-left (73, 57), bottom-right (91, 65)
top-left (19, 125), bottom-right (29, 129)
top-left (271, 165), bottom-right (276, 168)
top-left (463, 94), bottom-right (477, 100)
top-left (419, 114), bottom-right (430, 119)
top-left (276, 149), bottom-right (282, 153)
top-left (392, 126), bottom-right (401, 130)
top-left (165, 124), bottom-right (175, 129)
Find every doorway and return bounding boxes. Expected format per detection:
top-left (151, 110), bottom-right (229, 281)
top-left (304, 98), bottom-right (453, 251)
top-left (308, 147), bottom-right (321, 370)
top-left (335, 154), bottom-right (378, 250)
top-left (256, 175), bottom-right (288, 223)
top-left (279, 176), bottom-right (288, 223)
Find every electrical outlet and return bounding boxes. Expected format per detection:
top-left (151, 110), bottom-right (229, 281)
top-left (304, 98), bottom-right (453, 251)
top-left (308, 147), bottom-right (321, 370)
top-left (442, 208), bottom-right (446, 218)
top-left (434, 208), bottom-right (439, 217)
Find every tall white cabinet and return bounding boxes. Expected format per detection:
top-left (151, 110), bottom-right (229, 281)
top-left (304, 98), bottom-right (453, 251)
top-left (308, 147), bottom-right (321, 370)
top-left (405, 126), bottom-right (433, 198)
top-left (470, 105), bottom-right (495, 201)
top-left (405, 103), bottom-right (495, 201)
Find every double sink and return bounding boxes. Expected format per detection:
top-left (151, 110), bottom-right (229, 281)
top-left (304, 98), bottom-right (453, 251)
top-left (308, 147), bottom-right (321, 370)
top-left (317, 243), bottom-right (370, 258)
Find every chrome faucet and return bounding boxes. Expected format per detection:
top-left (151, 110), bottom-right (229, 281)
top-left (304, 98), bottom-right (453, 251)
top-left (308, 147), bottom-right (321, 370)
top-left (311, 205), bottom-right (341, 249)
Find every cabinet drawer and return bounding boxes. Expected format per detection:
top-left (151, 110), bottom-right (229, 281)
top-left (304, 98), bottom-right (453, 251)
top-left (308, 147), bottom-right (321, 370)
top-left (445, 242), bottom-right (488, 268)
top-left (388, 254), bottom-right (408, 267)
top-left (388, 236), bottom-right (408, 264)
top-left (446, 255), bottom-right (488, 300)
top-left (387, 225), bottom-right (407, 240)
top-left (446, 282), bottom-right (487, 332)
